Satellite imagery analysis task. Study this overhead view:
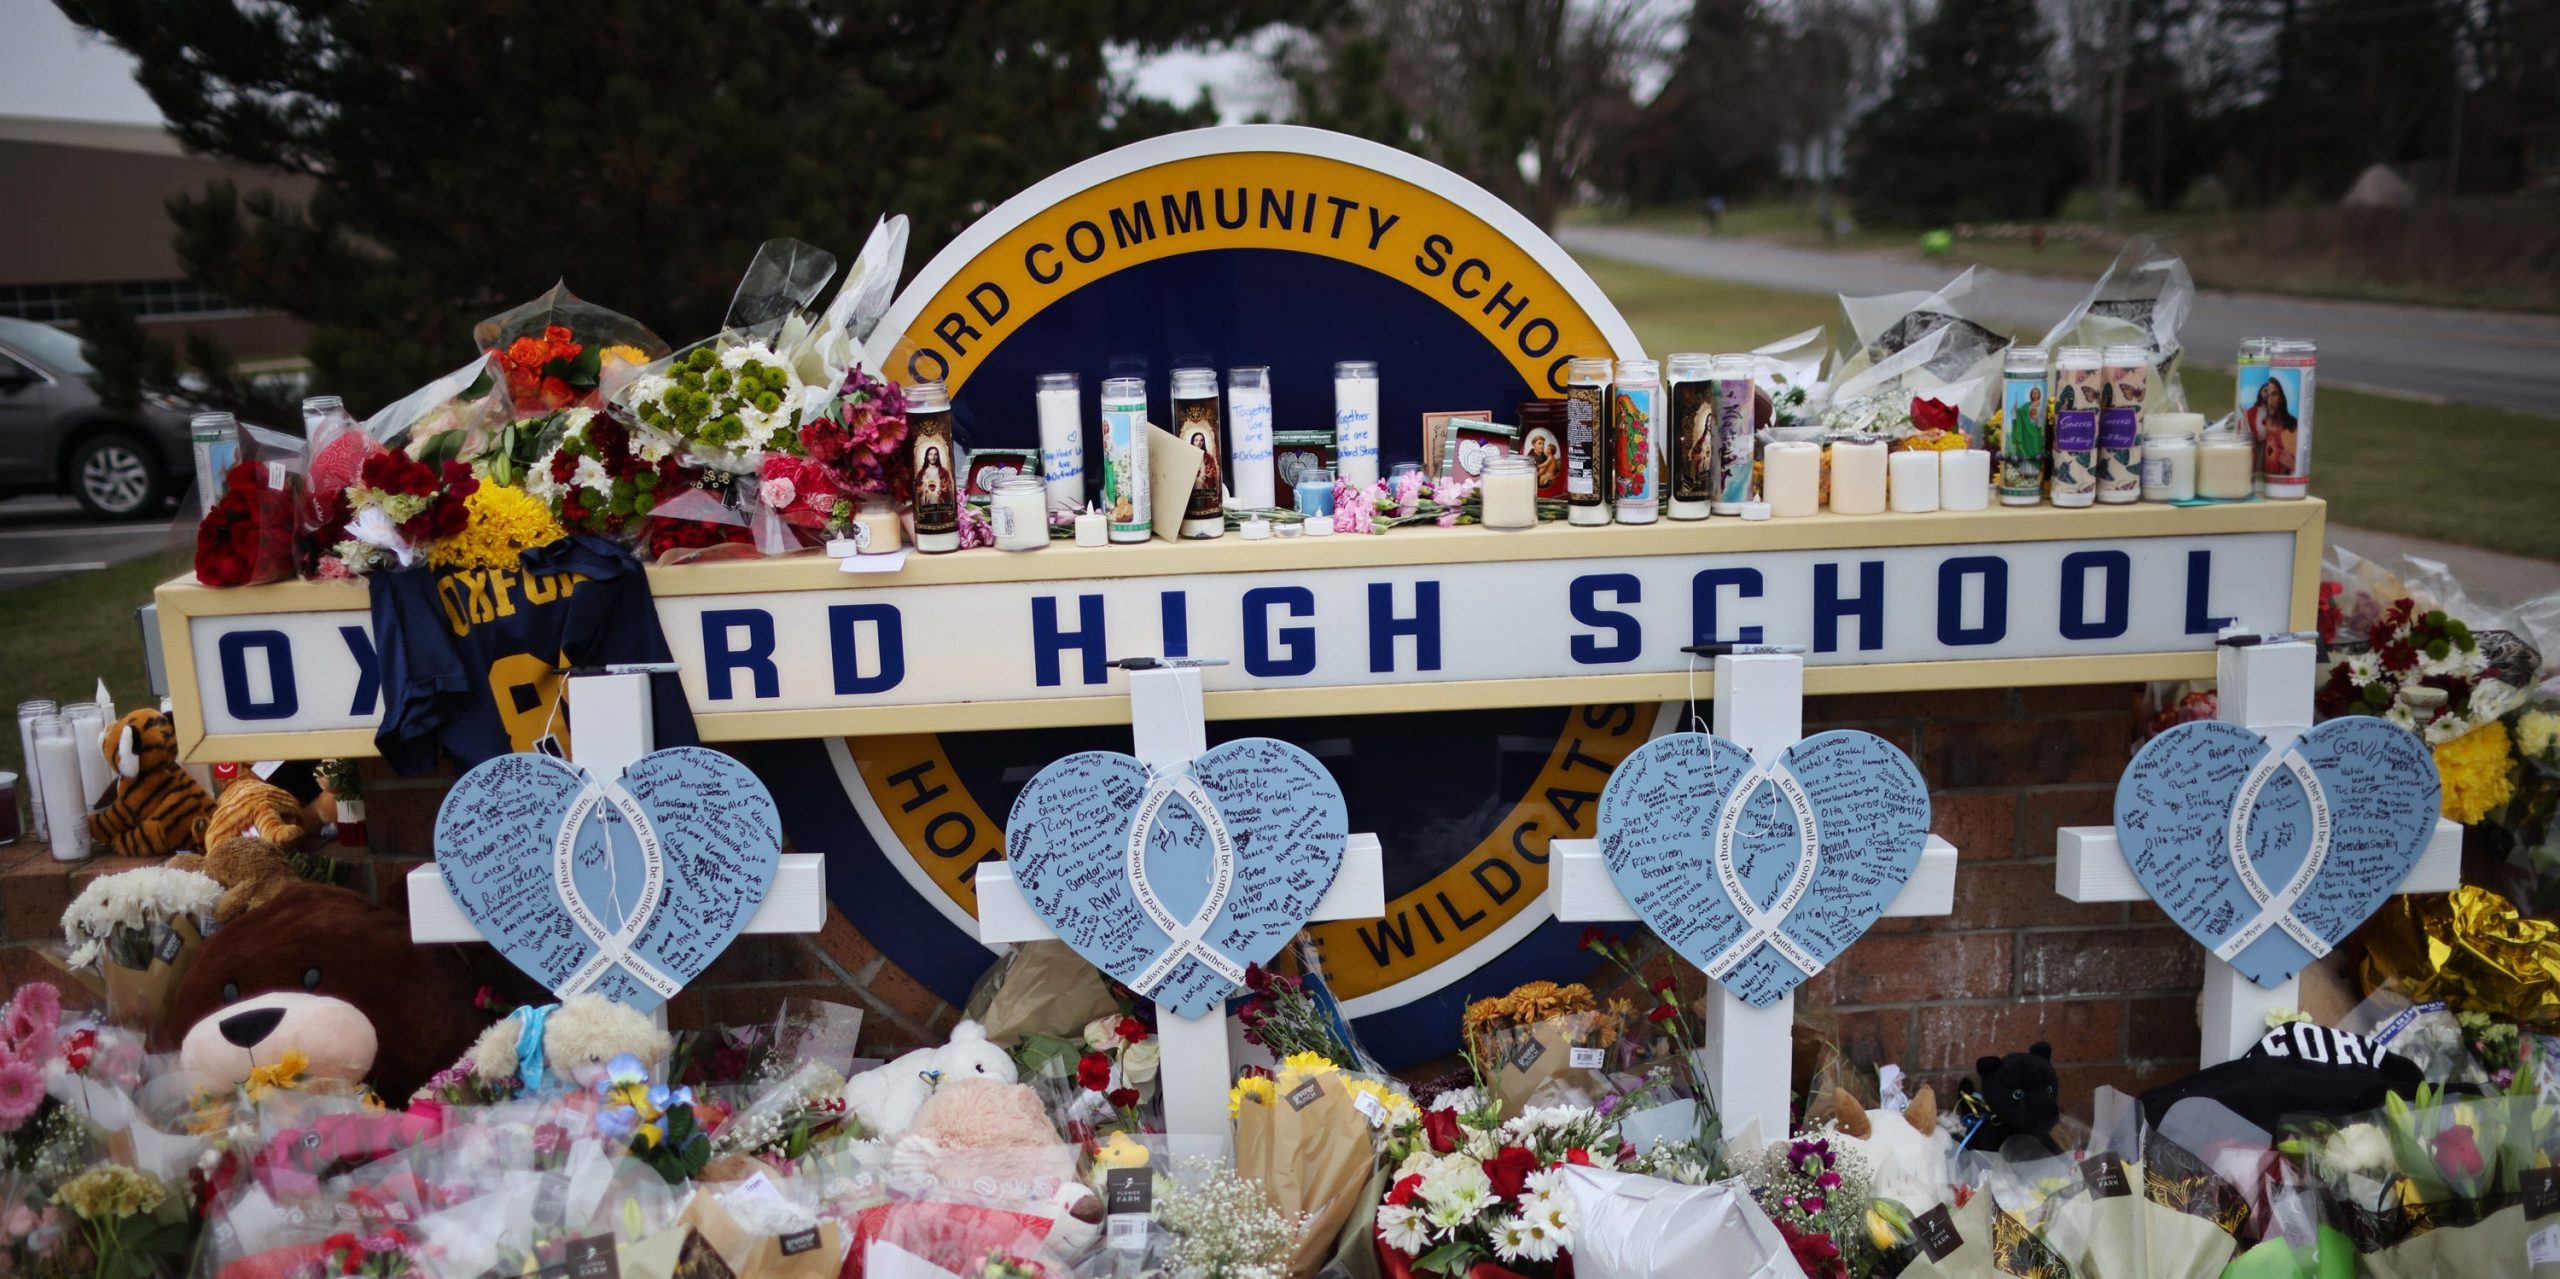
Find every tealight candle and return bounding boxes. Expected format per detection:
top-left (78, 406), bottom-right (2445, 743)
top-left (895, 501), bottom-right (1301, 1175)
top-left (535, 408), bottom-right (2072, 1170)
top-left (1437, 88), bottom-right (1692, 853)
top-left (1762, 437), bottom-right (1822, 517)
top-left (1479, 455), bottom-right (1537, 529)
top-left (1887, 449), bottom-right (1939, 513)
top-left (990, 476), bottom-right (1048, 551)
top-left (1074, 504), bottom-right (1108, 547)
top-left (1829, 437), bottom-right (1887, 515)
top-left (1239, 517), bottom-right (1272, 541)
top-left (1941, 450), bottom-right (1992, 511)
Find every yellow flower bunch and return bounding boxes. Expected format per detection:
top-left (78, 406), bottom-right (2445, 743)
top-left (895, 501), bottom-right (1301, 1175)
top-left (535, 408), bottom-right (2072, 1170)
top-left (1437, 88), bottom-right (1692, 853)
top-left (2436, 719), bottom-right (2517, 825)
top-left (1895, 430), bottom-right (1969, 453)
top-left (1227, 1075), bottom-right (1276, 1118)
top-left (53, 1166), bottom-right (167, 1219)
top-left (431, 482), bottom-right (567, 570)
top-left (2517, 709), bottom-right (2560, 760)
top-left (245, 1048), bottom-right (311, 1099)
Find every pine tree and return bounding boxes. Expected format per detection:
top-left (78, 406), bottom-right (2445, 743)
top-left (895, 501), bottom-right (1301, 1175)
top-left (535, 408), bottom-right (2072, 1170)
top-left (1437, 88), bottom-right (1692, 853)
top-left (1843, 0), bottom-right (2084, 224)
top-left (56, 0), bottom-right (1314, 411)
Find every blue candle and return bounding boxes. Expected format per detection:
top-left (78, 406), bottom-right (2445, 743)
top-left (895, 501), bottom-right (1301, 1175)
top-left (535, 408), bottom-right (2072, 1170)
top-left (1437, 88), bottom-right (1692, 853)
top-left (1295, 468), bottom-right (1337, 517)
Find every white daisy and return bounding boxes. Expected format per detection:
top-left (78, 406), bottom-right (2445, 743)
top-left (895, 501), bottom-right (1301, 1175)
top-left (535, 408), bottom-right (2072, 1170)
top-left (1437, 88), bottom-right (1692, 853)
top-left (1491, 1217), bottom-right (1535, 1264)
top-left (1376, 1204), bottom-right (1432, 1255)
top-left (1429, 1087), bottom-right (1483, 1114)
top-left (2344, 651), bottom-right (2382, 684)
top-left (1522, 1167), bottom-right (1566, 1201)
top-left (571, 453), bottom-right (612, 497)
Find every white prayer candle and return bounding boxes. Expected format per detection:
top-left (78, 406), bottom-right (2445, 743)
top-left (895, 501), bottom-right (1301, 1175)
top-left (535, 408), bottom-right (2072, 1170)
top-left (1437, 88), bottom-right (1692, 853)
top-left (990, 477), bottom-right (1048, 551)
top-left (16, 699), bottom-right (54, 840)
top-left (32, 715), bottom-right (87, 861)
top-left (1829, 438), bottom-right (1887, 515)
top-left (1763, 440), bottom-right (1822, 518)
top-left (1228, 367), bottom-right (1275, 510)
top-left (66, 702), bottom-right (110, 811)
top-left (1035, 373), bottom-right (1084, 512)
top-left (1941, 450), bottom-right (1992, 511)
top-left (1333, 361), bottom-right (1379, 488)
top-left (1479, 456), bottom-right (1537, 529)
top-left (1887, 449), bottom-right (1940, 513)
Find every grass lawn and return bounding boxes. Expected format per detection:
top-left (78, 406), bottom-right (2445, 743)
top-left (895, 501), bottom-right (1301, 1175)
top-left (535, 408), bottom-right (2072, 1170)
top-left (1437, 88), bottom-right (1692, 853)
top-left (1576, 252), bottom-right (2560, 561)
top-left (0, 549), bottom-right (189, 785)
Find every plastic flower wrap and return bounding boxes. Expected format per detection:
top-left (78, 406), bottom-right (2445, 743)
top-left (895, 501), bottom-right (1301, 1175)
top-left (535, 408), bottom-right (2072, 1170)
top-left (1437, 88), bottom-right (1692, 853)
top-left (639, 487), bottom-right (758, 566)
top-left (472, 283), bottom-right (669, 415)
top-left (2289, 1088), bottom-right (2541, 1275)
top-left (332, 452), bottom-right (479, 574)
top-left (619, 341), bottom-right (823, 475)
top-left (1371, 1091), bottom-right (1622, 1278)
top-left (196, 446), bottom-right (304, 588)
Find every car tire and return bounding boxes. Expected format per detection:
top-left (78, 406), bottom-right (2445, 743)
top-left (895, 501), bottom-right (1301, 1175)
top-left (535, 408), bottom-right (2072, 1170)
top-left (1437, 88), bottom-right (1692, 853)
top-left (69, 431), bottom-right (170, 519)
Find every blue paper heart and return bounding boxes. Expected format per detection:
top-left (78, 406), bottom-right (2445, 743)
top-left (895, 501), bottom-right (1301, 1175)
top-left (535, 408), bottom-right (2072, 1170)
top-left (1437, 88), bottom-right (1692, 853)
top-left (1598, 730), bottom-right (1932, 1008)
top-left (1004, 738), bottom-right (1349, 1019)
top-left (2115, 717), bottom-right (2438, 989)
top-left (435, 747), bottom-right (782, 1012)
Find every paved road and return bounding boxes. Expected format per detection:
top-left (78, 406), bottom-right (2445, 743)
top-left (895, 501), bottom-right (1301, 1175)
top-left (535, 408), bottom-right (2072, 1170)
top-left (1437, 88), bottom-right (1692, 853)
top-left (0, 496), bottom-right (186, 591)
top-left (1559, 226), bottom-right (2560, 415)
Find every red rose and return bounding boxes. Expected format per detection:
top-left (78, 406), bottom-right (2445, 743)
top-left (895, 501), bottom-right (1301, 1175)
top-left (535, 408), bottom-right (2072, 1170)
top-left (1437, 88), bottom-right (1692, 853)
top-left (1423, 1107), bottom-right (1463, 1154)
top-left (1106, 1088), bottom-right (1140, 1110)
top-left (1115, 1016), bottom-right (1149, 1045)
top-left (2433, 1125), bottom-right (2486, 1179)
top-left (1911, 396), bottom-right (1959, 436)
top-left (1481, 1146), bottom-right (1538, 1201)
top-left (1076, 1053), bottom-right (1113, 1092)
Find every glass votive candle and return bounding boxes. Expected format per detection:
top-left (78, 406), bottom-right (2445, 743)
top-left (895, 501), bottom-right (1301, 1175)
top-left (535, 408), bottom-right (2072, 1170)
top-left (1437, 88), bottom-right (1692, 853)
top-left (1295, 468), bottom-right (1337, 518)
top-left (1479, 456), bottom-right (1537, 530)
top-left (990, 476), bottom-right (1049, 551)
top-left (2197, 432), bottom-right (2254, 500)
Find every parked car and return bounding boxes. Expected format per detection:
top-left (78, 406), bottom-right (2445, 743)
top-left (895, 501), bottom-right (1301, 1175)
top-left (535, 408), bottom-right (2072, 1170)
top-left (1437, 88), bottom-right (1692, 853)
top-left (0, 316), bottom-right (198, 517)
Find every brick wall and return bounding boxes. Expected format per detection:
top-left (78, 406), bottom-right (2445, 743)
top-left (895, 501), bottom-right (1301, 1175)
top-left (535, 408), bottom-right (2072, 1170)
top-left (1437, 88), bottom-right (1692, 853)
top-left (0, 681), bottom-right (2202, 1109)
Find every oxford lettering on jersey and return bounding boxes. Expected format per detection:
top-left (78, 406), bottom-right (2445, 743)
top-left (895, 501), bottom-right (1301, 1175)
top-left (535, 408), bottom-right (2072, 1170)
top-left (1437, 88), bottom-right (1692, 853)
top-left (177, 532), bottom-right (2291, 739)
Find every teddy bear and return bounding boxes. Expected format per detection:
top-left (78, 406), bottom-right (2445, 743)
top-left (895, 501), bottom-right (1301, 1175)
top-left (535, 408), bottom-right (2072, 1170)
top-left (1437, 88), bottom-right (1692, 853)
top-left (201, 775), bottom-right (308, 849)
top-left (842, 1018), bottom-right (1017, 1137)
top-left (164, 836), bottom-right (304, 924)
top-left (1828, 1085), bottom-right (1955, 1211)
top-left (888, 1077), bottom-right (1103, 1258)
top-left (162, 881), bottom-right (491, 1101)
top-left (84, 708), bottom-right (215, 858)
top-left (1958, 1041), bottom-right (2062, 1156)
top-left (459, 993), bottom-right (674, 1095)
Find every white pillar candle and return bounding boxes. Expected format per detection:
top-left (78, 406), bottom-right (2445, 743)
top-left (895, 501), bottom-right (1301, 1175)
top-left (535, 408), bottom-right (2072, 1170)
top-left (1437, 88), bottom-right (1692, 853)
top-left (67, 702), bottom-right (111, 811)
top-left (1888, 449), bottom-right (1940, 513)
top-left (32, 715), bottom-right (88, 861)
top-left (16, 699), bottom-right (55, 840)
top-left (1228, 367), bottom-right (1275, 510)
top-left (1035, 373), bottom-right (1084, 513)
top-left (1829, 438), bottom-right (1887, 515)
top-left (990, 477), bottom-right (1049, 551)
top-left (1333, 361), bottom-right (1380, 488)
top-left (1479, 456), bottom-right (1537, 529)
top-left (1941, 449), bottom-right (1992, 511)
top-left (1763, 440), bottom-right (1822, 518)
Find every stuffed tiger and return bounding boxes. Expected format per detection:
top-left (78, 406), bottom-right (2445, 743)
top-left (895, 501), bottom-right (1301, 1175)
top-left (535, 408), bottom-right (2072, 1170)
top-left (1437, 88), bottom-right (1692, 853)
top-left (201, 774), bottom-right (308, 849)
top-left (84, 708), bottom-right (216, 858)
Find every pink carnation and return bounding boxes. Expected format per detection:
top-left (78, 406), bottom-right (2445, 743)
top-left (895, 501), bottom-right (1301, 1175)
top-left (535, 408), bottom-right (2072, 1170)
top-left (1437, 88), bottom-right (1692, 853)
top-left (4, 983), bottom-right (58, 1054)
top-left (1392, 470), bottom-right (1426, 515)
top-left (759, 475), bottom-right (797, 511)
top-left (0, 1061), bottom-right (43, 1129)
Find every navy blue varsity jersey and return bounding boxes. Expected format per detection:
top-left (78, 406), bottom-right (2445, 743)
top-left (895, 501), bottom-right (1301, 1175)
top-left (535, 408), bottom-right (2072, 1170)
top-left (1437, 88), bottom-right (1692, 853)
top-left (369, 535), bottom-right (699, 773)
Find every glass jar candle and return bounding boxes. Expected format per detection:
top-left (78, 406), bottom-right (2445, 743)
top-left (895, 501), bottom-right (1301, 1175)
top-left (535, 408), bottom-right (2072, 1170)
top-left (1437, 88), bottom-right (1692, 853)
top-left (1762, 433), bottom-right (1823, 517)
top-left (2197, 432), bottom-right (2254, 500)
top-left (1829, 437), bottom-right (1888, 515)
top-left (1999, 346), bottom-right (2049, 506)
top-left (1711, 353), bottom-right (1757, 513)
top-left (2140, 413), bottom-right (2204, 502)
top-left (1035, 372), bottom-right (1084, 512)
top-left (1664, 353), bottom-right (1715, 520)
top-left (1100, 376), bottom-right (1152, 543)
top-left (851, 496), bottom-right (903, 554)
top-left (2050, 346), bottom-right (2102, 508)
top-left (1612, 358), bottom-right (1660, 524)
top-left (1172, 367), bottom-right (1225, 538)
top-left (1479, 455), bottom-right (1537, 529)
top-left (990, 476), bottom-right (1049, 551)
top-left (16, 698), bottom-right (56, 840)
top-left (65, 701), bottom-right (109, 811)
top-left (1563, 356), bottom-right (1613, 526)
top-left (1228, 367), bottom-right (1275, 510)
top-left (30, 713), bottom-right (87, 861)
top-left (1333, 361), bottom-right (1380, 488)
top-left (2097, 343), bottom-right (2149, 504)
top-left (907, 380), bottom-right (960, 553)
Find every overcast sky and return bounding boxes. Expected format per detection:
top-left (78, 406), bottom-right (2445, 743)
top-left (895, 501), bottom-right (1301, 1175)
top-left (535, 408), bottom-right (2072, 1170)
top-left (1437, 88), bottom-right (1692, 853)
top-left (0, 0), bottom-right (1276, 127)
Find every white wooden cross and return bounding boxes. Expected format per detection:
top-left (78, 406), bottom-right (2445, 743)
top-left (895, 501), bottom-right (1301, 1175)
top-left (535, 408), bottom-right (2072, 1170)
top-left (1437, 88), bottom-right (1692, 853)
top-left (2052, 632), bottom-right (2462, 1066)
top-left (1546, 650), bottom-right (1962, 1144)
top-left (971, 661), bottom-right (1388, 1140)
top-left (407, 671), bottom-right (829, 1028)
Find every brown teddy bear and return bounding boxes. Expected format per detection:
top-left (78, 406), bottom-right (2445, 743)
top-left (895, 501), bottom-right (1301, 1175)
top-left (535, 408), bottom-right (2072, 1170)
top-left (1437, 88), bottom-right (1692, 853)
top-left (160, 881), bottom-right (491, 1101)
top-left (164, 836), bottom-right (305, 924)
top-left (84, 708), bottom-right (215, 858)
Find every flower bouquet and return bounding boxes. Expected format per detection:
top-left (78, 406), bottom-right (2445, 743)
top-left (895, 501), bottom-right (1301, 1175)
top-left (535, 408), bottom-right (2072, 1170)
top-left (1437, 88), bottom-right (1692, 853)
top-left (195, 451), bottom-right (302, 588)
top-left (1371, 1082), bottom-right (1621, 1279)
top-left (56, 866), bottom-right (220, 1033)
top-left (471, 283), bottom-right (667, 418)
top-left (330, 450), bottom-right (480, 575)
top-left (1231, 1053), bottom-right (1402, 1278)
top-left (2291, 1087), bottom-right (2542, 1277)
top-left (619, 341), bottom-right (822, 477)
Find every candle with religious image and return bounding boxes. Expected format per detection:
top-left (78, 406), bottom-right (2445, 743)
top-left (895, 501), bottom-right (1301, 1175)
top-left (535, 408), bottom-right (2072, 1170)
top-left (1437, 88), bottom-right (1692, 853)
top-left (2234, 337), bottom-right (2273, 494)
top-left (1665, 354), bottom-right (1715, 520)
top-left (1172, 367), bottom-right (1225, 538)
top-left (907, 380), bottom-right (960, 553)
top-left (2049, 347), bottom-right (2102, 507)
top-left (1101, 377), bottom-right (1152, 543)
top-left (1999, 346), bottom-right (2049, 505)
top-left (2261, 340), bottom-right (2315, 499)
top-left (1612, 359), bottom-right (1660, 524)
top-left (1563, 357), bottom-right (1613, 525)
top-left (1711, 354), bottom-right (1756, 513)
top-left (2096, 344), bottom-right (2148, 504)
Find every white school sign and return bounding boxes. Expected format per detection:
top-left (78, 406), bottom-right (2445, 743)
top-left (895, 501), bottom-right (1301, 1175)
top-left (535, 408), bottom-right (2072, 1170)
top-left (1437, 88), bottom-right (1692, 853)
top-left (157, 501), bottom-right (2322, 763)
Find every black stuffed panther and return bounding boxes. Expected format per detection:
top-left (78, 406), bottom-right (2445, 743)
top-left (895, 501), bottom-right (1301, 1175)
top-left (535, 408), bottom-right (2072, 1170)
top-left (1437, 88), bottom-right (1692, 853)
top-left (1957, 1041), bottom-right (2061, 1156)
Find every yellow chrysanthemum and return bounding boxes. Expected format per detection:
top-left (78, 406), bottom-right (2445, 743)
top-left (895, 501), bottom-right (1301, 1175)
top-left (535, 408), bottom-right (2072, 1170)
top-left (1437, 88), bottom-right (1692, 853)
top-left (1227, 1075), bottom-right (1276, 1118)
top-left (245, 1048), bottom-right (311, 1098)
top-left (600, 345), bottom-right (651, 368)
top-left (431, 482), bottom-right (567, 570)
top-left (1896, 429), bottom-right (1969, 452)
top-left (2517, 710), bottom-right (2560, 760)
top-left (2435, 719), bottom-right (2516, 825)
top-left (53, 1166), bottom-right (168, 1220)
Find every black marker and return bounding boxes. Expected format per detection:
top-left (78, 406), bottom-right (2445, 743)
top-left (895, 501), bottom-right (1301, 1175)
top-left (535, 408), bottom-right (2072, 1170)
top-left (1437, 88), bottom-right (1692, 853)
top-left (1109, 656), bottom-right (1233, 671)
top-left (2215, 631), bottom-right (2316, 648)
top-left (1682, 643), bottom-right (1808, 657)
top-left (567, 662), bottom-right (681, 676)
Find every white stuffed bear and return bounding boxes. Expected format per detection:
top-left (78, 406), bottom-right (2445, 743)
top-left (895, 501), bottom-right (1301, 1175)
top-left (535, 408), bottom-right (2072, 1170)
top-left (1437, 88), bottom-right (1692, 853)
top-left (460, 994), bottom-right (674, 1095)
top-left (842, 1019), bottom-right (1017, 1137)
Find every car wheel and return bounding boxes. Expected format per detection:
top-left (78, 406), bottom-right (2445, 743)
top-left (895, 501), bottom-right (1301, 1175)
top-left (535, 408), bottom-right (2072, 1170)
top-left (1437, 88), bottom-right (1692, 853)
top-left (70, 432), bottom-right (169, 518)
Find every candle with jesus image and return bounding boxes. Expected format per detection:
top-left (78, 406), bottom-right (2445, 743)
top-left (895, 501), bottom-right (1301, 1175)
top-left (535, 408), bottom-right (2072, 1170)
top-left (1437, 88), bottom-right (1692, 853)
top-left (908, 380), bottom-right (959, 553)
top-left (1173, 367), bottom-right (1225, 538)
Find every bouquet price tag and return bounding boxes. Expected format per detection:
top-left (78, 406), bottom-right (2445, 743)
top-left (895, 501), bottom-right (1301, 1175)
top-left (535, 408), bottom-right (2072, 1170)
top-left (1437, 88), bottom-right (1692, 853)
top-left (1352, 1088), bottom-right (1389, 1127)
top-left (1568, 1046), bottom-right (1606, 1070)
top-left (1105, 1167), bottom-right (1153, 1253)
